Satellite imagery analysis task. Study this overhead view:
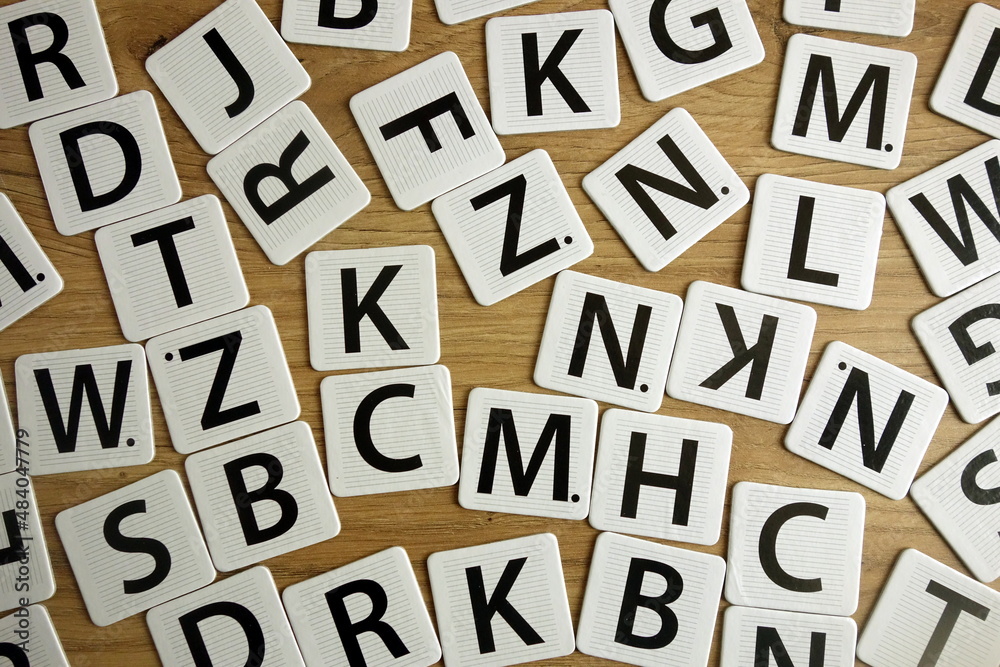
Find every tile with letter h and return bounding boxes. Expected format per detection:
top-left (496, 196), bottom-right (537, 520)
top-left (433, 0), bottom-right (537, 26)
top-left (283, 546), bottom-right (440, 667)
top-left (772, 34), bottom-right (917, 170)
top-left (0, 193), bottom-right (63, 333)
top-left (857, 549), bottom-right (1000, 667)
top-left (741, 174), bottom-right (885, 310)
top-left (54, 469), bottom-right (216, 626)
top-left (786, 341), bottom-right (949, 500)
top-left (208, 101), bottom-right (370, 266)
top-left (146, 0), bottom-right (311, 155)
top-left (95, 195), bottom-right (249, 342)
top-left (0, 370), bottom-right (13, 475)
top-left (589, 409), bottom-right (731, 546)
top-left (0, 605), bottom-right (69, 666)
top-left (719, 605), bottom-right (857, 667)
top-left (185, 421), bottom-right (340, 572)
top-left (0, 0), bottom-right (117, 128)
top-left (0, 472), bottom-right (55, 612)
top-left (282, 0), bottom-right (411, 52)
top-left (350, 52), bottom-right (505, 211)
top-left (666, 281), bottom-right (816, 424)
top-left (458, 387), bottom-right (597, 521)
top-left (322, 365), bottom-right (457, 497)
top-left (582, 108), bottom-right (750, 272)
top-left (306, 246), bottom-right (439, 372)
top-left (15, 343), bottom-right (153, 476)
top-left (725, 482), bottom-right (865, 616)
top-left (576, 532), bottom-right (726, 667)
top-left (146, 305), bottom-right (300, 454)
top-left (29, 90), bottom-right (181, 236)
top-left (783, 0), bottom-right (914, 37)
top-left (148, 566), bottom-right (305, 667)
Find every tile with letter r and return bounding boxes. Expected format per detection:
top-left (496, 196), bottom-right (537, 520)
top-left (0, 370), bottom-right (13, 475)
top-left (0, 605), bottom-right (69, 666)
top-left (0, 193), bottom-right (63, 334)
top-left (145, 0), bottom-right (311, 154)
top-left (719, 605), bottom-right (857, 667)
top-left (582, 108), bottom-right (750, 272)
top-left (281, 0), bottom-right (411, 52)
top-left (783, 0), bottom-right (913, 37)
top-left (433, 0), bottom-right (537, 26)
top-left (0, 472), bottom-right (56, 612)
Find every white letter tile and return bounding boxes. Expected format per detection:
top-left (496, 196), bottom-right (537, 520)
top-left (0, 473), bottom-right (55, 612)
top-left (282, 0), bottom-right (411, 52)
top-left (783, 0), bottom-right (913, 37)
top-left (720, 605), bottom-right (857, 667)
top-left (0, 605), bottom-right (68, 666)
top-left (433, 0), bottom-right (537, 26)
top-left (0, 194), bottom-right (63, 333)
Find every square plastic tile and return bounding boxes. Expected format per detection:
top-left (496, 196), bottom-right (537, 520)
top-left (0, 370), bottom-right (13, 475)
top-left (719, 605), bottom-right (857, 667)
top-left (433, 0), bottom-right (537, 26)
top-left (0, 194), bottom-right (63, 333)
top-left (783, 0), bottom-right (913, 37)
top-left (0, 605), bottom-right (68, 666)
top-left (281, 0), bottom-right (411, 51)
top-left (0, 472), bottom-right (55, 612)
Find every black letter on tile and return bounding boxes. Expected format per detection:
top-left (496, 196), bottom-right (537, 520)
top-left (243, 131), bottom-right (335, 225)
top-left (131, 217), bottom-right (197, 308)
top-left (615, 557), bottom-right (682, 649)
top-left (203, 28), bottom-right (255, 118)
top-left (700, 304), bottom-right (777, 400)
top-left (354, 383), bottom-right (422, 473)
top-left (919, 581), bottom-right (990, 666)
top-left (649, 0), bottom-right (732, 64)
top-left (326, 579), bottom-right (410, 666)
top-left (471, 174), bottom-right (559, 277)
top-left (478, 409), bottom-right (571, 500)
top-left (621, 433), bottom-right (697, 525)
top-left (759, 502), bottom-right (828, 593)
top-left (0, 231), bottom-right (38, 308)
top-left (34, 360), bottom-right (133, 453)
top-left (965, 28), bottom-right (1000, 117)
top-left (380, 93), bottom-right (475, 153)
top-left (0, 511), bottom-right (25, 566)
top-left (341, 265), bottom-right (409, 354)
top-left (319, 0), bottom-right (377, 29)
top-left (961, 449), bottom-right (1000, 505)
top-left (8, 12), bottom-right (85, 102)
top-left (787, 196), bottom-right (839, 287)
top-left (0, 642), bottom-right (27, 666)
top-left (224, 452), bottom-right (299, 546)
top-left (755, 626), bottom-right (827, 667)
top-left (824, 0), bottom-right (841, 10)
top-left (180, 602), bottom-right (265, 667)
top-left (949, 304), bottom-right (1000, 396)
top-left (60, 122), bottom-right (142, 212)
top-left (179, 331), bottom-right (262, 430)
top-left (569, 292), bottom-right (651, 390)
top-left (103, 499), bottom-right (171, 595)
top-left (522, 30), bottom-right (590, 116)
top-left (467, 558), bottom-right (543, 653)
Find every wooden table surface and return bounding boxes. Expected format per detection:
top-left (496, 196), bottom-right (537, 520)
top-left (0, 0), bottom-right (996, 664)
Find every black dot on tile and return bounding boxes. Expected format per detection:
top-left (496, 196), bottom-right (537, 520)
top-left (721, 186), bottom-right (730, 195)
top-left (640, 384), bottom-right (649, 393)
top-left (838, 362), bottom-right (847, 371)
top-left (564, 236), bottom-right (573, 244)
top-left (572, 494), bottom-right (580, 503)
top-left (126, 438), bottom-right (135, 447)
top-left (885, 144), bottom-right (893, 152)
top-left (165, 353), bottom-right (174, 361)
top-left (36, 273), bottom-right (44, 281)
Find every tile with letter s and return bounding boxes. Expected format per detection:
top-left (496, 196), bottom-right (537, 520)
top-left (0, 193), bottom-right (63, 334)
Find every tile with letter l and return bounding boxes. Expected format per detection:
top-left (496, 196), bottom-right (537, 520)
top-left (185, 421), bottom-right (340, 572)
top-left (576, 531), bottom-right (726, 667)
top-left (741, 174), bottom-right (885, 310)
top-left (0, 193), bottom-right (63, 333)
top-left (145, 0), bottom-right (311, 155)
top-left (427, 533), bottom-right (574, 667)
top-left (281, 0), bottom-right (411, 52)
top-left (95, 195), bottom-right (249, 342)
top-left (283, 546), bottom-right (440, 667)
top-left (582, 108), bottom-right (749, 272)
top-left (433, 0), bottom-right (537, 26)
top-left (534, 270), bottom-right (683, 413)
top-left (0, 370), bottom-right (13, 475)
top-left (15, 343), bottom-right (153, 476)
top-left (783, 0), bottom-right (913, 37)
top-left (29, 90), bottom-right (181, 236)
top-left (431, 149), bottom-right (593, 306)
top-left (666, 281), bottom-right (816, 424)
top-left (719, 605), bottom-right (857, 667)
top-left (857, 549), bottom-right (1000, 667)
top-left (54, 469), bottom-right (215, 627)
top-left (772, 34), bottom-right (917, 170)
top-left (0, 472), bottom-right (55, 612)
top-left (146, 305), bottom-right (300, 454)
top-left (350, 52), bottom-right (505, 211)
top-left (207, 100), bottom-right (369, 266)
top-left (0, 605), bottom-right (69, 666)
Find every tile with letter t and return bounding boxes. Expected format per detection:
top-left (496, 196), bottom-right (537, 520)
top-left (857, 549), bottom-right (1000, 667)
top-left (0, 472), bottom-right (56, 612)
top-left (0, 605), bottom-right (69, 666)
top-left (427, 533), bottom-right (574, 667)
top-left (725, 482), bottom-right (865, 616)
top-left (666, 281), bottom-right (816, 424)
top-left (208, 101), bottom-right (370, 266)
top-left (783, 0), bottom-right (914, 37)
top-left (283, 547), bottom-right (440, 667)
top-left (29, 90), bottom-right (181, 236)
top-left (582, 108), bottom-right (749, 272)
top-left (431, 149), bottom-right (593, 306)
top-left (15, 343), bottom-right (153, 476)
top-left (0, 193), bottom-right (62, 333)
top-left (0, 370), bottom-right (13, 475)
top-left (145, 0), bottom-right (311, 154)
top-left (433, 0), bottom-right (537, 26)
top-left (282, 0), bottom-right (411, 52)
top-left (576, 532), bottom-right (726, 667)
top-left (54, 469), bottom-right (216, 627)
top-left (185, 421), bottom-right (340, 572)
top-left (772, 34), bottom-right (917, 170)
top-left (146, 305), bottom-right (300, 454)
top-left (719, 605), bottom-right (857, 667)
top-left (589, 409), bottom-right (731, 546)
top-left (350, 52), bottom-right (505, 211)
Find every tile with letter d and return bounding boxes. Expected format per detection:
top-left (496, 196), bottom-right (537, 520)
top-left (145, 0), bottom-right (311, 155)
top-left (0, 370), bottom-right (13, 475)
top-left (207, 101), bottom-right (369, 266)
top-left (534, 270), bottom-right (683, 413)
top-left (29, 90), bottom-right (181, 236)
top-left (857, 549), bottom-right (1000, 667)
top-left (281, 0), bottom-right (411, 52)
top-left (431, 149), bottom-right (593, 306)
top-left (283, 546), bottom-right (440, 667)
top-left (350, 52), bottom-right (505, 211)
top-left (146, 305), bottom-right (300, 454)
top-left (0, 193), bottom-right (62, 333)
top-left (582, 108), bottom-right (749, 272)
top-left (15, 343), bottom-right (153, 476)
top-left (0, 472), bottom-right (55, 612)
top-left (0, 605), bottom-right (69, 666)
top-left (783, 0), bottom-right (913, 37)
top-left (433, 0), bottom-right (537, 26)
top-left (719, 605), bottom-right (857, 667)
top-left (576, 532), bottom-right (725, 667)
top-left (427, 533), bottom-right (574, 667)
top-left (54, 469), bottom-right (215, 627)
top-left (741, 174), bottom-right (885, 310)
top-left (772, 34), bottom-right (917, 170)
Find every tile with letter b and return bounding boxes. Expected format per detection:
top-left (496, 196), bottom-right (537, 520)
top-left (0, 193), bottom-right (63, 333)
top-left (433, 0), bottom-right (537, 26)
top-left (719, 605), bottom-right (857, 667)
top-left (783, 0), bottom-right (914, 37)
top-left (0, 605), bottom-right (69, 666)
top-left (281, 0), bottom-right (411, 52)
top-left (0, 370), bottom-right (13, 475)
top-left (0, 472), bottom-right (55, 612)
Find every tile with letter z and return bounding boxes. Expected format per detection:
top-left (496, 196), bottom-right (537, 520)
top-left (433, 0), bottom-right (537, 26)
top-left (783, 0), bottom-right (914, 37)
top-left (0, 472), bottom-right (56, 612)
top-left (0, 193), bottom-right (63, 333)
top-left (0, 605), bottom-right (69, 666)
top-left (282, 0), bottom-right (411, 52)
top-left (719, 605), bottom-right (857, 667)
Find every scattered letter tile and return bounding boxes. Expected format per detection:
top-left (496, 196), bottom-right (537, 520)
top-left (783, 0), bottom-right (913, 37)
top-left (0, 605), bottom-right (69, 666)
top-left (0, 473), bottom-right (55, 612)
top-left (0, 193), bottom-right (63, 333)
top-left (720, 605), bottom-right (857, 667)
top-left (0, 370), bottom-right (13, 475)
top-left (433, 0), bottom-right (537, 26)
top-left (281, 0), bottom-right (411, 52)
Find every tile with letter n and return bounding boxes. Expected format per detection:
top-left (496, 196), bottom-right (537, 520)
top-left (0, 605), bottom-right (69, 666)
top-left (783, 0), bottom-right (914, 37)
top-left (54, 469), bottom-right (216, 627)
top-left (15, 343), bottom-right (153, 476)
top-left (306, 246), bottom-right (439, 372)
top-left (283, 546), bottom-right (440, 667)
top-left (576, 532), bottom-right (726, 667)
top-left (857, 549), bottom-right (1000, 667)
top-left (433, 0), bottom-right (537, 26)
top-left (427, 533), bottom-right (574, 667)
top-left (322, 365), bottom-right (457, 497)
top-left (146, 305), bottom-right (300, 454)
top-left (772, 34), bottom-right (917, 170)
top-left (786, 342), bottom-right (949, 500)
top-left (431, 149), bottom-right (593, 306)
top-left (725, 482), bottom-right (865, 616)
top-left (0, 370), bottom-right (13, 475)
top-left (350, 52), bottom-right (505, 211)
top-left (719, 605), bottom-right (857, 667)
top-left (0, 472), bottom-right (56, 612)
top-left (458, 387), bottom-right (597, 521)
top-left (582, 108), bottom-right (749, 272)
top-left (185, 421), bottom-right (340, 572)
top-left (281, 0), bottom-right (411, 52)
top-left (145, 0), bottom-right (311, 155)
top-left (741, 174), bottom-right (885, 310)
top-left (0, 193), bottom-right (63, 333)
top-left (666, 281), bottom-right (816, 424)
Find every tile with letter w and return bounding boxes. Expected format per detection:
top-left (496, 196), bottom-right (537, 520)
top-left (719, 606), bottom-right (857, 667)
top-left (0, 605), bottom-right (69, 666)
top-left (0, 193), bottom-right (63, 333)
top-left (783, 0), bottom-right (914, 37)
top-left (282, 0), bottom-right (412, 52)
top-left (0, 473), bottom-right (55, 612)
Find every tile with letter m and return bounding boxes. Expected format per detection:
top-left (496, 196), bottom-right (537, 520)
top-left (0, 472), bottom-right (56, 613)
top-left (281, 0), bottom-right (412, 52)
top-left (719, 605), bottom-right (857, 667)
top-left (0, 193), bottom-right (63, 333)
